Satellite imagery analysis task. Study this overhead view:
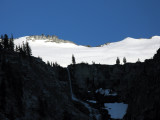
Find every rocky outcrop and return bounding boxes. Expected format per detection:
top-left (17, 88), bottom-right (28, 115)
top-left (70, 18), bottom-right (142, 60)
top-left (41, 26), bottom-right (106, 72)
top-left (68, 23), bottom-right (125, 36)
top-left (26, 35), bottom-right (76, 44)
top-left (97, 43), bottom-right (110, 47)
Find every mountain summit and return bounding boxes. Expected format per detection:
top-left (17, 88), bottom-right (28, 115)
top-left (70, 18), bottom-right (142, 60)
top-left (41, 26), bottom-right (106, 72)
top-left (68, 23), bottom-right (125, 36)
top-left (14, 35), bottom-right (160, 67)
top-left (26, 35), bottom-right (76, 44)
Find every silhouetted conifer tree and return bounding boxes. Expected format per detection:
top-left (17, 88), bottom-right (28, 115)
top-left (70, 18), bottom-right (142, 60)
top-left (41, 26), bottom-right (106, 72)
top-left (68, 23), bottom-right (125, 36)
top-left (18, 45), bottom-right (21, 52)
top-left (116, 57), bottom-right (120, 65)
top-left (0, 43), bottom-right (2, 50)
top-left (19, 47), bottom-right (25, 57)
top-left (3, 34), bottom-right (9, 49)
top-left (1, 35), bottom-right (3, 40)
top-left (26, 42), bottom-right (32, 56)
top-left (72, 54), bottom-right (76, 64)
top-left (15, 45), bottom-right (18, 52)
top-left (1, 35), bottom-right (4, 48)
top-left (52, 62), bottom-right (60, 67)
top-left (22, 42), bottom-right (26, 54)
top-left (47, 61), bottom-right (50, 66)
top-left (9, 34), bottom-right (14, 51)
top-left (137, 58), bottom-right (141, 63)
top-left (123, 57), bottom-right (127, 64)
top-left (50, 62), bottom-right (53, 67)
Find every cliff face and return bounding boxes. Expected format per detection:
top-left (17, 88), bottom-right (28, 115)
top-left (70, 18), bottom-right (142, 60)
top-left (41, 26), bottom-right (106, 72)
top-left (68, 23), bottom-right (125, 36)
top-left (69, 48), bottom-right (160, 120)
top-left (0, 51), bottom-right (88, 120)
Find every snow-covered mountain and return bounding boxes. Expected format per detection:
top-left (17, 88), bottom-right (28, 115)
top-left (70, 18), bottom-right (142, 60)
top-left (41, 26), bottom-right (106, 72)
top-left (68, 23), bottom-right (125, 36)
top-left (14, 35), bottom-right (160, 67)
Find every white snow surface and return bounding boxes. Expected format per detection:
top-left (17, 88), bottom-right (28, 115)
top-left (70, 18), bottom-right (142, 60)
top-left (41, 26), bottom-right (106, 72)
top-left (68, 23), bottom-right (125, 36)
top-left (14, 36), bottom-right (160, 67)
top-left (104, 102), bottom-right (128, 119)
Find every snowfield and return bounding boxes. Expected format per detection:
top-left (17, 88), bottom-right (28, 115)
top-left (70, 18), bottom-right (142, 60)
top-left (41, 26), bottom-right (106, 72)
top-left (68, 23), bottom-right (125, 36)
top-left (14, 36), bottom-right (160, 67)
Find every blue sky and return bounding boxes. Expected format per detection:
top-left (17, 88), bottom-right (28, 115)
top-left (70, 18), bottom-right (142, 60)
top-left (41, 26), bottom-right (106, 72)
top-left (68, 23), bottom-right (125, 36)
top-left (0, 0), bottom-right (160, 46)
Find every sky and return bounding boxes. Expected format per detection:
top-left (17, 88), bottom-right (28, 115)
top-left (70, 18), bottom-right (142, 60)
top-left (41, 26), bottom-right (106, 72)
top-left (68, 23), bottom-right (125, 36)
top-left (0, 0), bottom-right (160, 46)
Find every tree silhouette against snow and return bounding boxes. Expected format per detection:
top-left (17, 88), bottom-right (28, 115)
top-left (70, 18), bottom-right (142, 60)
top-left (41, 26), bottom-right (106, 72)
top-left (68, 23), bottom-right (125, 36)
top-left (116, 57), bottom-right (120, 65)
top-left (72, 54), bottom-right (76, 64)
top-left (123, 57), bottom-right (127, 64)
top-left (26, 42), bottom-right (32, 56)
top-left (3, 34), bottom-right (9, 49)
top-left (9, 34), bottom-right (14, 51)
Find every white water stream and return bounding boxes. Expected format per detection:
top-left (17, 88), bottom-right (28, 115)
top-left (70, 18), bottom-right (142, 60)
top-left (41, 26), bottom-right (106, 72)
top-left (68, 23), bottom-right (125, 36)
top-left (67, 67), bottom-right (101, 120)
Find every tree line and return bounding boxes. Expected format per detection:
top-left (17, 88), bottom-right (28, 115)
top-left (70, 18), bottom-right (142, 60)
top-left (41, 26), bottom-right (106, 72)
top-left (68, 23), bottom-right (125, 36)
top-left (72, 55), bottom-right (140, 65)
top-left (0, 34), bottom-right (14, 51)
top-left (0, 34), bottom-right (32, 57)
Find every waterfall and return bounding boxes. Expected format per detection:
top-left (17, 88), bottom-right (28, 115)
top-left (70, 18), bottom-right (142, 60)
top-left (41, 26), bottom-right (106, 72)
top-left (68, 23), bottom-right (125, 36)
top-left (66, 67), bottom-right (101, 120)
top-left (67, 67), bottom-right (74, 99)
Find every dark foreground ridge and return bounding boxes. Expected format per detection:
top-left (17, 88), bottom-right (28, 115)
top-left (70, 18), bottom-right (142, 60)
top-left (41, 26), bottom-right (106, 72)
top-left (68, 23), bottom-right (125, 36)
top-left (68, 48), bottom-right (160, 120)
top-left (0, 34), bottom-right (160, 120)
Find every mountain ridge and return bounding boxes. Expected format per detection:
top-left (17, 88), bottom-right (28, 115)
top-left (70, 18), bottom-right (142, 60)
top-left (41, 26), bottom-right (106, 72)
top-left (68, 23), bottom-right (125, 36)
top-left (14, 35), bottom-right (160, 67)
top-left (26, 35), bottom-right (76, 45)
top-left (15, 35), bottom-right (160, 47)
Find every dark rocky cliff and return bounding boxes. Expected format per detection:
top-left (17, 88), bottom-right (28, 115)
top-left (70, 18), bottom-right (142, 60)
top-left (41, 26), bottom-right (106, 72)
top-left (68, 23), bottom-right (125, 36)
top-left (0, 50), bottom-right (89, 120)
top-left (68, 48), bottom-right (160, 120)
top-left (1, 47), bottom-right (160, 120)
